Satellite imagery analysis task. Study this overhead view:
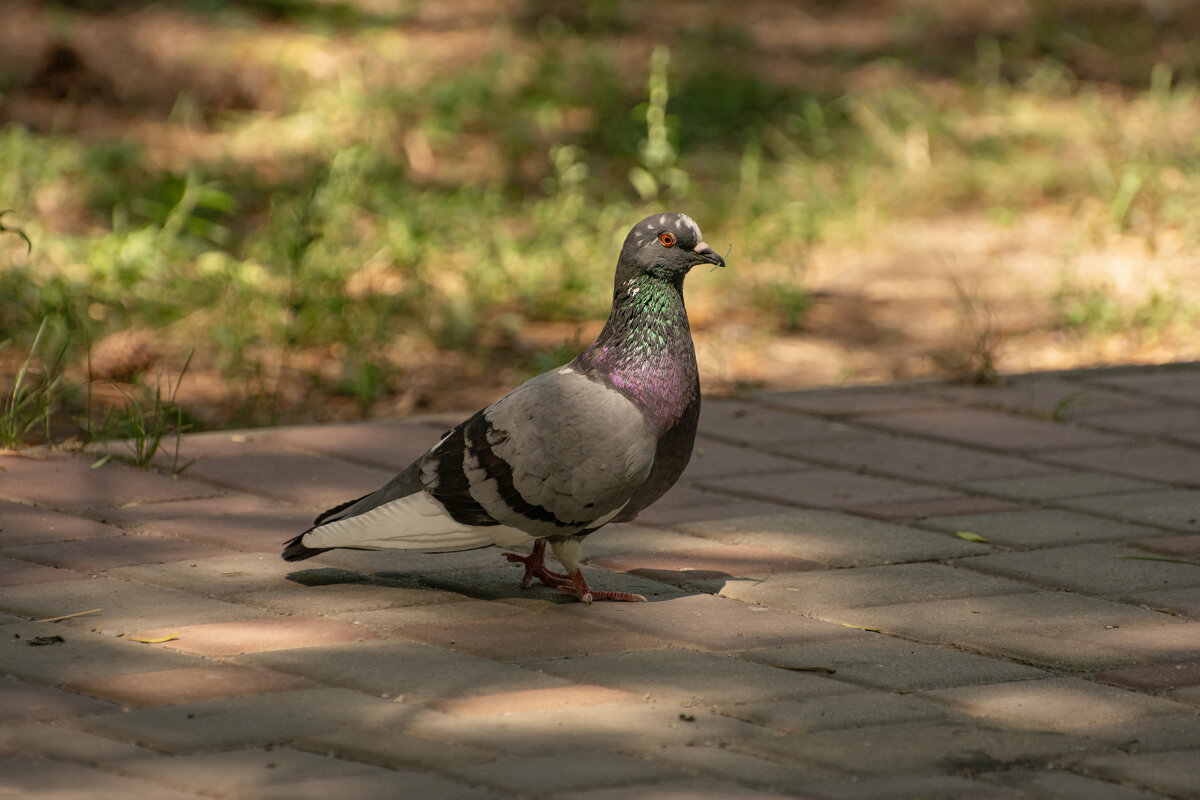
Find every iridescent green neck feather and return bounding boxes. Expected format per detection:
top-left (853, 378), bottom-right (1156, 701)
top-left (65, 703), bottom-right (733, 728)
top-left (573, 269), bottom-right (699, 431)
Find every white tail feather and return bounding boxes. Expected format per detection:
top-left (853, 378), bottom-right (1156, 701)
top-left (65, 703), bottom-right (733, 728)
top-left (301, 491), bottom-right (533, 553)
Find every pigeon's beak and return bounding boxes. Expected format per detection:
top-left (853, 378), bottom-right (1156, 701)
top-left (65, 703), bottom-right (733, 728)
top-left (692, 241), bottom-right (725, 268)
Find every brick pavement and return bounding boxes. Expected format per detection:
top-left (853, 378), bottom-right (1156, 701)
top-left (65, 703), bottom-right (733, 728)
top-left (2, 362), bottom-right (1199, 799)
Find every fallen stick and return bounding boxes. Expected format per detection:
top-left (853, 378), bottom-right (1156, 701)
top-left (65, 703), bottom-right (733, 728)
top-left (36, 608), bottom-right (102, 623)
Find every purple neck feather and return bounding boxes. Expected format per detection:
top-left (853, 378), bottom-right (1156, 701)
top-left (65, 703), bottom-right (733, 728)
top-left (573, 273), bottom-right (698, 431)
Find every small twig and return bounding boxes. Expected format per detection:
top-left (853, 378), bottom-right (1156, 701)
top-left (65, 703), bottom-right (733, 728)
top-left (36, 608), bottom-right (102, 623)
top-left (0, 209), bottom-right (32, 255)
top-left (768, 664), bottom-right (837, 674)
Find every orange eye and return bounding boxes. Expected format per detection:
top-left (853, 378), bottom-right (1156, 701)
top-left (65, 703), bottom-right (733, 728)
top-left (658, 232), bottom-right (676, 247)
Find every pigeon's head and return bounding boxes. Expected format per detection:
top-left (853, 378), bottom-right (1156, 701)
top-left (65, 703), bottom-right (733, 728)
top-left (618, 213), bottom-right (725, 284)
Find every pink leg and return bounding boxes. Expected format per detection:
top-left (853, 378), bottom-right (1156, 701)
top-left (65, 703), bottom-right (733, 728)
top-left (556, 569), bottom-right (647, 605)
top-left (503, 540), bottom-right (646, 604)
top-left (504, 540), bottom-right (572, 589)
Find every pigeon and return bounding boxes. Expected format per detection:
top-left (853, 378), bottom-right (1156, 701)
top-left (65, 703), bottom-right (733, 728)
top-left (282, 212), bottom-right (724, 603)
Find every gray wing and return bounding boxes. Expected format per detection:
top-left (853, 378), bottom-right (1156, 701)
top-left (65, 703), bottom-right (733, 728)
top-left (421, 366), bottom-right (658, 538)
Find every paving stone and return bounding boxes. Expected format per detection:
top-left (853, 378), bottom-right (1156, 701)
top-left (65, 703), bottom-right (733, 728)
top-left (94, 489), bottom-right (285, 523)
top-left (1059, 489), bottom-right (1200, 533)
top-left (642, 745), bottom-right (843, 797)
top-left (105, 552), bottom-right (310, 598)
top-left (1172, 686), bottom-right (1200, 708)
top-left (720, 562), bottom-right (1036, 617)
top-left (917, 509), bottom-right (1164, 549)
top-left (525, 647), bottom-right (856, 707)
top-left (698, 402), bottom-right (851, 446)
top-left (920, 677), bottom-right (1191, 742)
top-left (170, 437), bottom-right (396, 512)
top-left (556, 778), bottom-right (797, 800)
top-left (807, 775), bottom-right (1023, 800)
top-left (333, 598), bottom-right (524, 633)
top-left (111, 555), bottom-right (462, 616)
top-left (242, 771), bottom-right (501, 800)
top-left (72, 687), bottom-right (412, 754)
top-left (825, 592), bottom-right (1186, 671)
top-left (293, 727), bottom-right (500, 770)
top-left (859, 407), bottom-right (1130, 452)
top-left (566, 524), bottom-right (727, 560)
top-left (1083, 750), bottom-right (1200, 798)
top-left (116, 745), bottom-right (387, 796)
top-left (131, 501), bottom-right (318, 554)
top-left (697, 469), bottom-right (959, 512)
top-left (3, 531), bottom-right (232, 572)
top-left (744, 718), bottom-right (1113, 777)
top-left (0, 451), bottom-right (220, 512)
top-left (955, 472), bottom-right (1165, 502)
top-left (431, 685), bottom-right (642, 717)
top-left (1088, 368), bottom-right (1200, 404)
top-left (930, 376), bottom-right (1153, 419)
top-left (757, 386), bottom-right (948, 416)
top-left (252, 419), bottom-right (439, 470)
top-left (977, 767), bottom-right (1168, 800)
top-left (1042, 443), bottom-right (1200, 487)
top-left (404, 702), bottom-right (775, 756)
top-left (1131, 534), bottom-right (1200, 557)
top-left (629, 485), bottom-right (792, 526)
top-left (0, 554), bottom-right (89, 586)
top-left (1130, 587), bottom-right (1200, 617)
top-left (0, 574), bottom-right (273, 634)
top-left (740, 636), bottom-right (1049, 691)
top-left (239, 582), bottom-right (464, 617)
top-left (561, 593), bottom-right (860, 653)
top-left (764, 430), bottom-right (1056, 483)
top-left (847, 494), bottom-right (1024, 521)
top-left (0, 676), bottom-right (118, 722)
top-left (392, 609), bottom-right (667, 662)
top-left (0, 720), bottom-right (163, 766)
top-left (722, 691), bottom-right (953, 734)
top-left (1095, 662), bottom-right (1200, 692)
top-left (588, 542), bottom-right (825, 591)
top-left (121, 746), bottom-right (483, 800)
top-left (449, 751), bottom-right (687, 795)
top-left (9, 371), bottom-right (1200, 797)
top-left (238, 639), bottom-right (574, 702)
top-left (1, 621), bottom-right (206, 685)
top-left (957, 543), bottom-right (1200, 599)
top-left (1080, 405), bottom-right (1200, 445)
top-left (63, 665), bottom-right (317, 707)
top-left (682, 439), bottom-right (810, 480)
top-left (0, 498), bottom-right (123, 547)
top-left (128, 616), bottom-right (379, 656)
top-left (412, 560), bottom-right (686, 604)
top-left (1088, 621), bottom-right (1200, 664)
top-left (0, 757), bottom-right (210, 800)
top-left (1090, 712), bottom-right (1200, 753)
top-left (677, 511), bottom-right (988, 566)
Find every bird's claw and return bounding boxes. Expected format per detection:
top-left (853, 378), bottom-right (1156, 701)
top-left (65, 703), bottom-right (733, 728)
top-left (504, 543), bottom-right (645, 603)
top-left (504, 548), bottom-right (570, 589)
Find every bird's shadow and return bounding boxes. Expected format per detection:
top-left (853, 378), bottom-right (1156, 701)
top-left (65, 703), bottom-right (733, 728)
top-left (284, 563), bottom-right (709, 603)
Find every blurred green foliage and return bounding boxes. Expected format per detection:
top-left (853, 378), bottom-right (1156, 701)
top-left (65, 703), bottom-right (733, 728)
top-left (2, 0), bottom-right (1200, 444)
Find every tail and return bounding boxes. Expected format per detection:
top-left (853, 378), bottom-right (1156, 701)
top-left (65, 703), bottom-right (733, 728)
top-left (279, 462), bottom-right (528, 560)
top-left (281, 492), bottom-right (371, 562)
top-left (281, 532), bottom-right (330, 561)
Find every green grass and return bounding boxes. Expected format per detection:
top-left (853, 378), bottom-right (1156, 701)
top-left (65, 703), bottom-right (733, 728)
top-left (0, 318), bottom-right (65, 449)
top-left (2, 2), bottom-right (1200, 447)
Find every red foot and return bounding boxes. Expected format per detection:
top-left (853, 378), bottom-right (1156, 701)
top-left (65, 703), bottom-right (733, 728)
top-left (503, 541), bottom-right (646, 604)
top-left (504, 540), bottom-right (571, 589)
top-left (557, 569), bottom-right (647, 605)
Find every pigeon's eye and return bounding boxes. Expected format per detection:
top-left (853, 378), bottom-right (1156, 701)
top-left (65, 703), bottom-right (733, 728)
top-left (658, 232), bottom-right (676, 247)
